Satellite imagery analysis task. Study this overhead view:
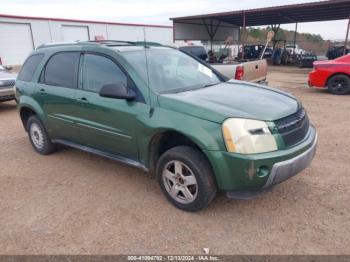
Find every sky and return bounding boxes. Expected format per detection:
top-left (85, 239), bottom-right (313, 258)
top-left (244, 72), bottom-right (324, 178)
top-left (0, 0), bottom-right (348, 40)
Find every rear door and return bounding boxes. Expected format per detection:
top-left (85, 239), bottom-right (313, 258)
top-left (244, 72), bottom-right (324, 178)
top-left (36, 51), bottom-right (81, 142)
top-left (75, 53), bottom-right (141, 160)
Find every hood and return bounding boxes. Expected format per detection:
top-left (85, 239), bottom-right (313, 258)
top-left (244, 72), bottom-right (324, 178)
top-left (0, 71), bottom-right (17, 80)
top-left (158, 81), bottom-right (299, 123)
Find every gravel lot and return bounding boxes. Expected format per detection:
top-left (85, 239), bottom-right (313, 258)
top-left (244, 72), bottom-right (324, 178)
top-left (0, 66), bottom-right (349, 255)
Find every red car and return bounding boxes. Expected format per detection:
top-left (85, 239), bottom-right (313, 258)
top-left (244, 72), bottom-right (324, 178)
top-left (309, 54), bottom-right (350, 95)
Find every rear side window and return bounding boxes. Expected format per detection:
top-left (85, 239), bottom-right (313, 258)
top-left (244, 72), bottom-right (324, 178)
top-left (18, 54), bottom-right (44, 82)
top-left (82, 54), bottom-right (127, 93)
top-left (43, 52), bottom-right (80, 88)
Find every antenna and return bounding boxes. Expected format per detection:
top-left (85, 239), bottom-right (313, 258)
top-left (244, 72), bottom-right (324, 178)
top-left (142, 27), bottom-right (152, 105)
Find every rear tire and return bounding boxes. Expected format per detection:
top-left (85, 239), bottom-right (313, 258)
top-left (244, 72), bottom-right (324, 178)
top-left (26, 115), bottom-right (56, 155)
top-left (327, 74), bottom-right (350, 95)
top-left (156, 146), bottom-right (217, 212)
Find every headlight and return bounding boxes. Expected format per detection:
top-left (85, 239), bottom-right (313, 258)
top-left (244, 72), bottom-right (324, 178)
top-left (222, 118), bottom-right (277, 154)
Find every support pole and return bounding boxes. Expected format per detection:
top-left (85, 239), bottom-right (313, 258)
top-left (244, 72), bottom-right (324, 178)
top-left (210, 18), bottom-right (213, 51)
top-left (344, 16), bottom-right (350, 55)
top-left (293, 22), bottom-right (298, 54)
top-left (241, 11), bottom-right (246, 60)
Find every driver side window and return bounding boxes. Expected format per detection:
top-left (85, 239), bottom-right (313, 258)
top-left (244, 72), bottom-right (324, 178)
top-left (82, 54), bottom-right (127, 93)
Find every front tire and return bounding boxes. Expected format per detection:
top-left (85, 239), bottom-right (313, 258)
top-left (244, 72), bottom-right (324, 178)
top-left (327, 74), bottom-right (350, 95)
top-left (156, 146), bottom-right (217, 212)
top-left (26, 115), bottom-right (56, 155)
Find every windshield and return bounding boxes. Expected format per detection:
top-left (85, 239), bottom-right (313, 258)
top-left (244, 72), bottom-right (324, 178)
top-left (121, 49), bottom-right (221, 93)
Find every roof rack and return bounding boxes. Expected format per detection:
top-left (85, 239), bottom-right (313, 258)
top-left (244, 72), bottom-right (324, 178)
top-left (36, 41), bottom-right (99, 49)
top-left (83, 40), bottom-right (137, 46)
top-left (36, 40), bottom-right (163, 50)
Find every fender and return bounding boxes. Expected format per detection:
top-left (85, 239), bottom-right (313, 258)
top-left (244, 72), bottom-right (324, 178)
top-left (136, 107), bottom-right (226, 168)
top-left (18, 95), bottom-right (47, 128)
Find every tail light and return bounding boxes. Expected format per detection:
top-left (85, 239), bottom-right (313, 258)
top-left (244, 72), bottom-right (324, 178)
top-left (235, 65), bottom-right (244, 80)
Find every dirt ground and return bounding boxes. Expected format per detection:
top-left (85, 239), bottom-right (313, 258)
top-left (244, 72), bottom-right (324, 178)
top-left (0, 66), bottom-right (349, 255)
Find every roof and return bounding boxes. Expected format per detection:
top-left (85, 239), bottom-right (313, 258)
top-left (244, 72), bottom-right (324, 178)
top-left (171, 0), bottom-right (350, 27)
top-left (0, 13), bottom-right (172, 29)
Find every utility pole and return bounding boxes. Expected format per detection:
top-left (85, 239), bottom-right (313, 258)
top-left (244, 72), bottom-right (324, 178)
top-left (293, 22), bottom-right (298, 53)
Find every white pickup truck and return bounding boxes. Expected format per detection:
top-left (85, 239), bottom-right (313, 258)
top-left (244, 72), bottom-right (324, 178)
top-left (179, 45), bottom-right (268, 83)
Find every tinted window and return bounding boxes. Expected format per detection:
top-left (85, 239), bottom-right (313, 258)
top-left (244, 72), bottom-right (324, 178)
top-left (82, 54), bottom-right (127, 93)
top-left (179, 46), bottom-right (208, 61)
top-left (18, 54), bottom-right (44, 81)
top-left (44, 52), bottom-right (80, 88)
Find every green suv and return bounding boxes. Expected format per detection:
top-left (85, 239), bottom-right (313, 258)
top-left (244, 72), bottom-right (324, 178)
top-left (16, 41), bottom-right (317, 211)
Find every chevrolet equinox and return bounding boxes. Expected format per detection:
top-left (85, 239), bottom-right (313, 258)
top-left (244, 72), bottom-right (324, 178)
top-left (16, 41), bottom-right (318, 211)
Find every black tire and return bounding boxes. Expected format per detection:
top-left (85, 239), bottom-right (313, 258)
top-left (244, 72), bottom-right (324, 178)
top-left (327, 74), bottom-right (350, 95)
top-left (26, 115), bottom-right (56, 155)
top-left (156, 146), bottom-right (217, 212)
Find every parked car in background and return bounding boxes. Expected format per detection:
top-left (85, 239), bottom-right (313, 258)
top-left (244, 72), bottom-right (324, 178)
top-left (179, 45), bottom-right (268, 83)
top-left (326, 46), bottom-right (349, 60)
top-left (237, 45), bottom-right (265, 60)
top-left (298, 52), bottom-right (318, 68)
top-left (0, 65), bottom-right (16, 102)
top-left (16, 41), bottom-right (317, 211)
top-left (309, 54), bottom-right (350, 95)
top-left (286, 44), bottom-right (305, 56)
top-left (179, 45), bottom-right (208, 61)
top-left (263, 46), bottom-right (273, 59)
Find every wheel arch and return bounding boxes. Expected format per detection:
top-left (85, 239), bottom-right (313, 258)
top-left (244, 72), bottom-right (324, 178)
top-left (19, 106), bottom-right (37, 130)
top-left (326, 72), bottom-right (350, 86)
top-left (147, 130), bottom-right (214, 177)
top-left (19, 101), bottom-right (46, 132)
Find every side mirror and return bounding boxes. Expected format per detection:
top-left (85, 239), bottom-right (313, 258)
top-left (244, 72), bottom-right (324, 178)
top-left (99, 83), bottom-right (136, 101)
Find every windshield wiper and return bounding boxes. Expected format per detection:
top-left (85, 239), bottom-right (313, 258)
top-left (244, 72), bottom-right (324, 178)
top-left (159, 82), bottom-right (221, 94)
top-left (202, 82), bottom-right (221, 88)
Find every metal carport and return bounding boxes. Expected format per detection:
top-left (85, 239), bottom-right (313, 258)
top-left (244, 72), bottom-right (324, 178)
top-left (171, 0), bottom-right (350, 57)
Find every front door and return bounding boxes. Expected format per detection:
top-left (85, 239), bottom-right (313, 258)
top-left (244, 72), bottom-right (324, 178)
top-left (75, 53), bottom-right (141, 160)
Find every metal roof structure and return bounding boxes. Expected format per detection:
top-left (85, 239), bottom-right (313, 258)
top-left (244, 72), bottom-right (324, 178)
top-left (171, 0), bottom-right (350, 27)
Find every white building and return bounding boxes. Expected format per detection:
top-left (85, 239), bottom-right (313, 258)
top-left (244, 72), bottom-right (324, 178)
top-left (0, 14), bottom-right (173, 66)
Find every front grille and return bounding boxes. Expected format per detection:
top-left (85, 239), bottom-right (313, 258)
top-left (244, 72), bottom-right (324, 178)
top-left (0, 79), bottom-right (15, 89)
top-left (274, 108), bottom-right (310, 147)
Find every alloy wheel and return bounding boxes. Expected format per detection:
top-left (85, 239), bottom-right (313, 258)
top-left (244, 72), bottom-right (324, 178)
top-left (162, 160), bottom-right (198, 204)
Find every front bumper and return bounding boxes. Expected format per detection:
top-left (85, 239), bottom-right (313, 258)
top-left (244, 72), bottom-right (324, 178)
top-left (263, 133), bottom-right (317, 188)
top-left (0, 87), bottom-right (15, 101)
top-left (204, 125), bottom-right (317, 192)
top-left (308, 70), bottom-right (328, 89)
top-left (226, 134), bottom-right (317, 199)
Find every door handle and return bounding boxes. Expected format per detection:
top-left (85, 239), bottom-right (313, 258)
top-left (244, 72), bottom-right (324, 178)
top-left (79, 97), bottom-right (89, 103)
top-left (39, 88), bottom-right (46, 95)
top-left (255, 65), bottom-right (259, 69)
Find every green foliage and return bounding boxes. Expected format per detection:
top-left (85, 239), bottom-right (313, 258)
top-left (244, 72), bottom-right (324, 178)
top-left (246, 26), bottom-right (324, 43)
